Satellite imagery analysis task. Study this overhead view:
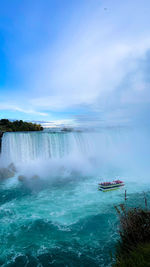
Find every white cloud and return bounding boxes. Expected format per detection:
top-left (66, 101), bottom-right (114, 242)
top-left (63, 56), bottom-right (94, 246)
top-left (41, 119), bottom-right (76, 128)
top-left (19, 9), bottom-right (150, 113)
top-left (0, 103), bottom-right (48, 116)
top-left (3, 0), bottom-right (150, 125)
top-left (27, 38), bottom-right (150, 114)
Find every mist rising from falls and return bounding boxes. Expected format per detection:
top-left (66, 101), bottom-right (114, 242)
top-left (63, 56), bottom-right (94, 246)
top-left (1, 130), bottom-right (121, 164)
top-left (1, 128), bottom-right (150, 182)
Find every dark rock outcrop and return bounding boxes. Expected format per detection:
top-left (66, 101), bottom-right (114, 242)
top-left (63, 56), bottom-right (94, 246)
top-left (0, 131), bottom-right (4, 152)
top-left (0, 163), bottom-right (16, 180)
top-left (18, 175), bottom-right (26, 182)
top-left (8, 163), bottom-right (17, 173)
top-left (31, 175), bottom-right (40, 180)
top-left (0, 168), bottom-right (14, 179)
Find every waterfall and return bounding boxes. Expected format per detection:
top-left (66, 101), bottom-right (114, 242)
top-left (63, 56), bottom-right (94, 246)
top-left (1, 132), bottom-right (94, 164)
top-left (1, 127), bottom-right (150, 184)
top-left (1, 129), bottom-right (139, 178)
top-left (1, 128), bottom-right (148, 180)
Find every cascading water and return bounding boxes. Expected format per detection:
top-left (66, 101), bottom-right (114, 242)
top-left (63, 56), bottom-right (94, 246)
top-left (0, 131), bottom-right (100, 179)
top-left (1, 128), bottom-right (150, 179)
top-left (1, 129), bottom-right (129, 163)
top-left (1, 132), bottom-right (93, 164)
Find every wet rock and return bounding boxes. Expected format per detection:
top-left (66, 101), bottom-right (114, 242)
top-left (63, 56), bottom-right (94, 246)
top-left (0, 167), bottom-right (15, 179)
top-left (18, 175), bottom-right (26, 182)
top-left (0, 162), bottom-right (17, 180)
top-left (0, 131), bottom-right (4, 152)
top-left (8, 162), bottom-right (17, 172)
top-left (31, 175), bottom-right (40, 180)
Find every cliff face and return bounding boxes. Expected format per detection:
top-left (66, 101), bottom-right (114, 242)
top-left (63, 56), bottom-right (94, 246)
top-left (0, 131), bottom-right (4, 152)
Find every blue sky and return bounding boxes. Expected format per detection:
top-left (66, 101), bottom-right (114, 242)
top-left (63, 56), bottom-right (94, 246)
top-left (0, 0), bottom-right (150, 127)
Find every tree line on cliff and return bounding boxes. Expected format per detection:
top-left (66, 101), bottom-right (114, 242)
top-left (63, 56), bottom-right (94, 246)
top-left (0, 119), bottom-right (43, 132)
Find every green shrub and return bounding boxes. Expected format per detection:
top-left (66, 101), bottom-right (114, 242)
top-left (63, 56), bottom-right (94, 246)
top-left (115, 206), bottom-right (150, 254)
top-left (113, 203), bottom-right (150, 267)
top-left (114, 243), bottom-right (150, 267)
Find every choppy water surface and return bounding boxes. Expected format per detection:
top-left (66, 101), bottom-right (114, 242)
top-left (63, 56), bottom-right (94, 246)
top-left (0, 128), bottom-right (150, 266)
top-left (1, 176), bottom-right (150, 267)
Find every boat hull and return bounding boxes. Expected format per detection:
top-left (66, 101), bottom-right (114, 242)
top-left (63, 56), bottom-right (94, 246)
top-left (98, 183), bottom-right (124, 192)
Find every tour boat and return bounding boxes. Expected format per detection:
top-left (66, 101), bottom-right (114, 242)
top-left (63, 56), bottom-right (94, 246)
top-left (98, 180), bottom-right (124, 191)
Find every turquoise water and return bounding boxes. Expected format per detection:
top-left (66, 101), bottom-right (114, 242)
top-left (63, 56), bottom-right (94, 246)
top-left (0, 176), bottom-right (150, 266)
top-left (0, 129), bottom-right (150, 266)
